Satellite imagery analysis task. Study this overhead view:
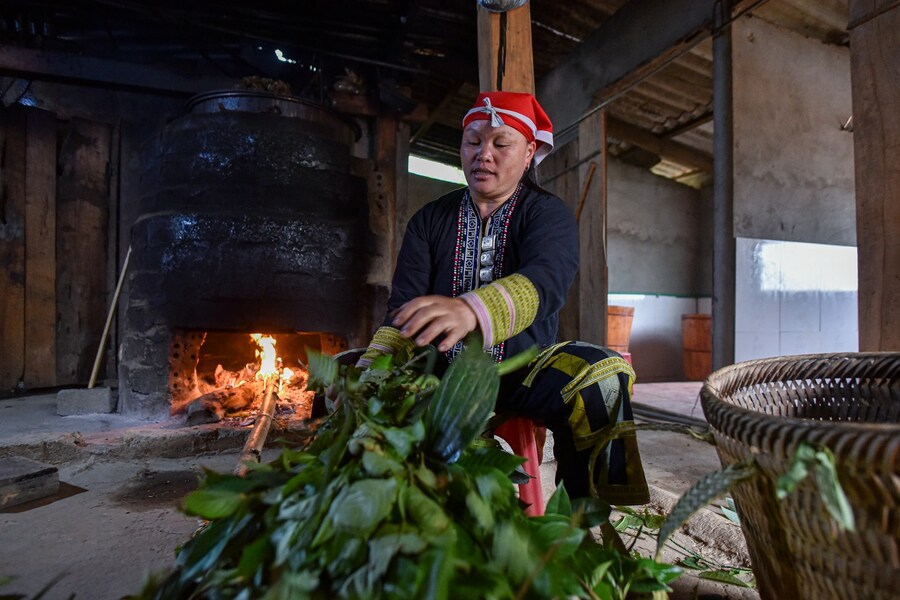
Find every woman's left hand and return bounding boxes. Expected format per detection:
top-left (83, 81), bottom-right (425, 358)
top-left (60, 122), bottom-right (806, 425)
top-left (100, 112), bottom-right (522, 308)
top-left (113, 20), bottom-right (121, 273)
top-left (392, 295), bottom-right (478, 352)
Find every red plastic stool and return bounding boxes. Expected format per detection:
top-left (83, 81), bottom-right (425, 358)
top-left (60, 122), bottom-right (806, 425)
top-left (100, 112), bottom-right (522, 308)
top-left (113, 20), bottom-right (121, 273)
top-left (495, 417), bottom-right (544, 517)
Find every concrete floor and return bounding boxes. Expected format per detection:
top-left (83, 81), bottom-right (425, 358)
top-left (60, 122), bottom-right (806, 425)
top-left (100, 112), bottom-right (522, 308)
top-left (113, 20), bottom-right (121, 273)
top-left (0, 382), bottom-right (757, 599)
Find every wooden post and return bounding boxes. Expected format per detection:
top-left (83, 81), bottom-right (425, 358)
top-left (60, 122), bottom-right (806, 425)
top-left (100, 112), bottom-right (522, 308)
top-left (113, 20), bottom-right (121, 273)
top-left (370, 114), bottom-right (399, 281)
top-left (577, 110), bottom-right (608, 346)
top-left (848, 0), bottom-right (900, 350)
top-left (477, 3), bottom-right (535, 92)
top-left (23, 108), bottom-right (57, 389)
top-left (550, 143), bottom-right (581, 341)
top-left (0, 108), bottom-right (27, 392)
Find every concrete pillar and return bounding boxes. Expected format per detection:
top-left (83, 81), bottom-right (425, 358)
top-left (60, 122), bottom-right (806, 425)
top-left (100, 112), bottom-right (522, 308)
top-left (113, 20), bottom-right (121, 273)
top-left (712, 0), bottom-right (736, 369)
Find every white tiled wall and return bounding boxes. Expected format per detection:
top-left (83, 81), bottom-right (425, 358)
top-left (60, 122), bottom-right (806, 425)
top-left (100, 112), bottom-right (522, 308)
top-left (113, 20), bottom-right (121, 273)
top-left (734, 237), bottom-right (858, 362)
top-left (610, 238), bottom-right (859, 381)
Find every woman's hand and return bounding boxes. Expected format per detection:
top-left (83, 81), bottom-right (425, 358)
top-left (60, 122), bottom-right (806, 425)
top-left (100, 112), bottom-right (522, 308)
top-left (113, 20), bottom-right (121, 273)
top-left (392, 295), bottom-right (478, 352)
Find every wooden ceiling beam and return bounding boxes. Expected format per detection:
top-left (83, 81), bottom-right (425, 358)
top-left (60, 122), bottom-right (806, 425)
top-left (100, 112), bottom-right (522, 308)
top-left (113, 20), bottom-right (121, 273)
top-left (0, 46), bottom-right (232, 96)
top-left (606, 116), bottom-right (713, 173)
top-left (629, 84), bottom-right (705, 116)
top-left (537, 0), bottom-right (764, 138)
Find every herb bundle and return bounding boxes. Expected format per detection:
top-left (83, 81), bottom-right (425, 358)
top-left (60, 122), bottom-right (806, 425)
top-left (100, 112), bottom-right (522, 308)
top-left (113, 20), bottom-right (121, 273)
top-left (134, 341), bottom-right (680, 599)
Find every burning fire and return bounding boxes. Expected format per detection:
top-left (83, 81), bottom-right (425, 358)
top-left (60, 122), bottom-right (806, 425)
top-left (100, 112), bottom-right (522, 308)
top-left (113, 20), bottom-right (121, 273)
top-left (250, 334), bottom-right (294, 389)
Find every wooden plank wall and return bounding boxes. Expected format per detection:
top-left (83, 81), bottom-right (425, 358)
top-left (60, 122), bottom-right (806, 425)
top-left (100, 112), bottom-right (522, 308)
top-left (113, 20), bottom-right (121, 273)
top-left (0, 108), bottom-right (27, 392)
top-left (56, 118), bottom-right (112, 385)
top-left (23, 109), bottom-right (57, 388)
top-left (0, 106), bottom-right (111, 393)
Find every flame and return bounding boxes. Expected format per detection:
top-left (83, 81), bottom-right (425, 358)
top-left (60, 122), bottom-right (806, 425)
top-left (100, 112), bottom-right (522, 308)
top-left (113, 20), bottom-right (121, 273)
top-left (250, 333), bottom-right (278, 379)
top-left (249, 334), bottom-right (294, 387)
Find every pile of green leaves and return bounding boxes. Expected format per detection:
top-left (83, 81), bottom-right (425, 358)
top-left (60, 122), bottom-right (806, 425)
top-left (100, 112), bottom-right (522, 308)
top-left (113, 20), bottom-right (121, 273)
top-left (133, 341), bottom-right (680, 600)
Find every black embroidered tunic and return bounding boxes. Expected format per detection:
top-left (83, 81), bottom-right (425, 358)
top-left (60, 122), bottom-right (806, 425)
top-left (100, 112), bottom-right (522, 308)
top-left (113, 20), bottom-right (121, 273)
top-left (380, 183), bottom-right (578, 362)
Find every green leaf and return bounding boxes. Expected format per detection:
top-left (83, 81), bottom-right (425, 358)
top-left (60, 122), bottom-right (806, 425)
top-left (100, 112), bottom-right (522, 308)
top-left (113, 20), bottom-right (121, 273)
top-left (182, 488), bottom-right (245, 519)
top-left (362, 451), bottom-right (404, 477)
top-left (369, 354), bottom-right (393, 371)
top-left (811, 447), bottom-right (856, 532)
top-left (474, 469), bottom-right (516, 509)
top-left (306, 349), bottom-right (338, 390)
top-left (325, 534), bottom-right (366, 579)
top-left (613, 507), bottom-right (665, 531)
top-left (236, 535), bottom-right (269, 580)
top-left (656, 461), bottom-right (757, 557)
top-left (404, 485), bottom-right (451, 536)
top-left (420, 547), bottom-right (453, 600)
top-left (588, 561), bottom-right (613, 590)
top-left (720, 497), bottom-right (741, 525)
top-left (533, 521), bottom-right (586, 559)
top-left (382, 422), bottom-right (425, 458)
top-left (425, 335), bottom-right (500, 462)
top-left (261, 570), bottom-right (318, 600)
top-left (496, 346), bottom-right (539, 376)
top-left (676, 556), bottom-right (708, 571)
top-left (775, 443), bottom-right (856, 531)
top-left (698, 569), bottom-right (755, 588)
top-left (271, 521), bottom-right (301, 566)
top-left (571, 496), bottom-right (612, 529)
top-left (280, 464), bottom-right (324, 499)
top-left (628, 558), bottom-right (682, 592)
top-left (776, 443), bottom-right (816, 499)
top-left (457, 443), bottom-right (527, 476)
top-left (613, 514), bottom-right (643, 532)
top-left (490, 521), bottom-right (536, 583)
top-left (465, 489), bottom-right (495, 533)
top-left (328, 478), bottom-right (398, 536)
top-left (414, 463), bottom-right (438, 489)
top-left (545, 483), bottom-right (572, 517)
top-left (278, 494), bottom-right (317, 521)
top-left (177, 516), bottom-right (249, 582)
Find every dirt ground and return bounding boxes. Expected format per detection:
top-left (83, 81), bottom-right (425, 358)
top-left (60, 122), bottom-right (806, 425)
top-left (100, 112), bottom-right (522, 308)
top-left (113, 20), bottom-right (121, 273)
top-left (1, 444), bottom-right (757, 600)
top-left (1, 452), bottom-right (249, 599)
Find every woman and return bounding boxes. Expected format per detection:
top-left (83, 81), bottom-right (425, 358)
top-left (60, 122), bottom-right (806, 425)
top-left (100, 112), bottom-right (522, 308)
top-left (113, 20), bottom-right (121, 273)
top-left (359, 91), bottom-right (648, 504)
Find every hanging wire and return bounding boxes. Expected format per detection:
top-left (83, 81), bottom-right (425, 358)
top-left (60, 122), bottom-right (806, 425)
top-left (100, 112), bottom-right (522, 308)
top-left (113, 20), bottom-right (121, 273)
top-left (496, 11), bottom-right (508, 90)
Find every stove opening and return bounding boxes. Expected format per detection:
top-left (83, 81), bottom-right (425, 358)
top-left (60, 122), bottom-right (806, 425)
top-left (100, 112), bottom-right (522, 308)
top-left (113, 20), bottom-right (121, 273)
top-left (169, 329), bottom-right (347, 426)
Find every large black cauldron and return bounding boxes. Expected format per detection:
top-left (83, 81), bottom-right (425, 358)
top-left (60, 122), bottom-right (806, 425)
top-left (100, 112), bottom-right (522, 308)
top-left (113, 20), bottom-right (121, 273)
top-left (119, 92), bottom-right (367, 417)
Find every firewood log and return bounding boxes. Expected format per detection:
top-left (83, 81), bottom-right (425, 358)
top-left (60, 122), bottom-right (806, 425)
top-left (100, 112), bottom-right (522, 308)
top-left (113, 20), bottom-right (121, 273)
top-left (185, 384), bottom-right (259, 426)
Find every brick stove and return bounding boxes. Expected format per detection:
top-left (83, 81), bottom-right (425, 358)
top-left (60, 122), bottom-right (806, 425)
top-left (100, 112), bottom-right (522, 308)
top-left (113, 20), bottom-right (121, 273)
top-left (118, 91), bottom-right (369, 418)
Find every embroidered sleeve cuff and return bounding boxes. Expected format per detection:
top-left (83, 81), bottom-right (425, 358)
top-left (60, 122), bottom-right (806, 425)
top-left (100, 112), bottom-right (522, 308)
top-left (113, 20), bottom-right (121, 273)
top-left (459, 273), bottom-right (539, 348)
top-left (357, 326), bottom-right (416, 368)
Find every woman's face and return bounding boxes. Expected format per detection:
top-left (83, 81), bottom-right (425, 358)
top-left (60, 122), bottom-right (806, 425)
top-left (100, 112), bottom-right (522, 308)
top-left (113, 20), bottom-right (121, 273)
top-left (460, 119), bottom-right (536, 204)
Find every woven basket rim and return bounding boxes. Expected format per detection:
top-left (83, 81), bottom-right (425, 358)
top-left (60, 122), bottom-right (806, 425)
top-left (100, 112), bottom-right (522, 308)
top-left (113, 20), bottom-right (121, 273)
top-left (701, 351), bottom-right (900, 435)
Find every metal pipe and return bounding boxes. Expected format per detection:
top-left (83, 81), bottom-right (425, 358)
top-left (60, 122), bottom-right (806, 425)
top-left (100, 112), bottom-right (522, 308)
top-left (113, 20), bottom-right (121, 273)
top-left (712, 0), bottom-right (736, 371)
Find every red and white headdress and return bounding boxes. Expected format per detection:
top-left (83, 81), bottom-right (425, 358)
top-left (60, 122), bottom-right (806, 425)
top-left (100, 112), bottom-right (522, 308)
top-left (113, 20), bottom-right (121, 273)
top-left (462, 91), bottom-right (554, 165)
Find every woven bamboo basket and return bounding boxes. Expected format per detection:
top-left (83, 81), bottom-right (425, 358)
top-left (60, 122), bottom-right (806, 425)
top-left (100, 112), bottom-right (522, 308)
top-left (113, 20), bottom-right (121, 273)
top-left (700, 352), bottom-right (900, 600)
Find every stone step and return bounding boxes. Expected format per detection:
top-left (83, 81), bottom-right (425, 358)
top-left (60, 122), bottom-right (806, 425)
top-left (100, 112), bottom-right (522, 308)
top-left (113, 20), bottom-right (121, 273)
top-left (0, 456), bottom-right (60, 509)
